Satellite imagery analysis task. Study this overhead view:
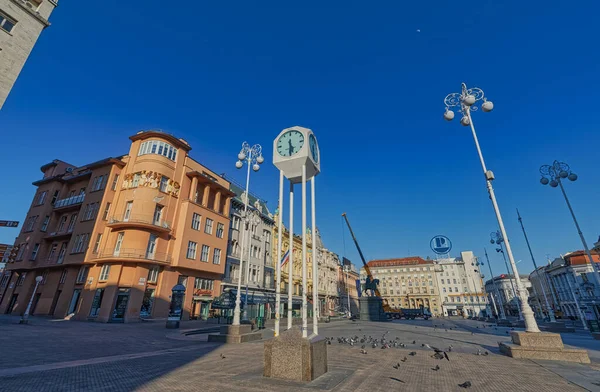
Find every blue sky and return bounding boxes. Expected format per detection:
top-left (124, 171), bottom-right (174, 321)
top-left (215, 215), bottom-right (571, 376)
top-left (1, 1), bottom-right (599, 278)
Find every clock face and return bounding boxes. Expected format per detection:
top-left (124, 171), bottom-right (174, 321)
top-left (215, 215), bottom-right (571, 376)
top-left (309, 134), bottom-right (319, 163)
top-left (276, 130), bottom-right (304, 157)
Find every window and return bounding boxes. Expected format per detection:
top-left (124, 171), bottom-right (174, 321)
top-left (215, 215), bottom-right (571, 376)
top-left (72, 233), bottom-right (89, 253)
top-left (102, 202), bottom-right (111, 221)
top-left (441, 279), bottom-right (445, 284)
top-left (35, 191), bottom-right (47, 206)
top-left (99, 265), bottom-right (111, 281)
top-left (443, 288), bottom-right (447, 293)
top-left (25, 215), bottom-right (38, 231)
top-left (67, 214), bottom-right (77, 232)
top-left (51, 190), bottom-right (60, 205)
top-left (132, 173), bottom-right (140, 187)
top-left (41, 215), bottom-right (50, 231)
top-left (57, 243), bottom-right (67, 264)
top-left (113, 233), bottom-right (124, 256)
top-left (178, 275), bottom-right (188, 287)
top-left (41, 270), bottom-right (49, 284)
top-left (89, 289), bottom-right (104, 317)
top-left (146, 234), bottom-right (158, 259)
top-left (200, 245), bottom-right (210, 262)
top-left (48, 243), bottom-right (58, 260)
top-left (16, 243), bottom-right (26, 260)
top-left (205, 218), bottom-right (213, 235)
top-left (17, 272), bottom-right (27, 286)
top-left (59, 269), bottom-right (68, 284)
top-left (124, 201), bottom-right (133, 221)
top-left (57, 215), bottom-right (67, 232)
top-left (138, 140), bottom-right (178, 161)
top-left (186, 241), bottom-right (197, 259)
top-left (213, 248), bottom-right (221, 264)
top-left (91, 175), bottom-right (107, 191)
top-left (0, 12), bottom-right (16, 33)
top-left (191, 213), bottom-right (201, 230)
top-left (111, 174), bottom-right (120, 191)
top-left (82, 202), bottom-right (99, 221)
top-left (76, 266), bottom-right (89, 283)
top-left (216, 223), bottom-right (224, 238)
top-left (455, 287), bottom-right (459, 293)
top-left (153, 205), bottom-right (164, 225)
top-left (147, 266), bottom-right (160, 283)
top-left (30, 243), bottom-right (40, 260)
top-left (92, 234), bottom-right (102, 254)
top-left (453, 279), bottom-right (457, 284)
top-left (232, 216), bottom-right (241, 230)
top-left (194, 278), bottom-right (214, 291)
top-left (159, 176), bottom-right (169, 193)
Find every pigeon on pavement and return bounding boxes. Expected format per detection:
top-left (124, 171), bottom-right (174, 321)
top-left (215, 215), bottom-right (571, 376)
top-left (459, 381), bottom-right (472, 388)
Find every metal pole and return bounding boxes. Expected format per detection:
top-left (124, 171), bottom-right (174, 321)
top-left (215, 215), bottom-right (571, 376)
top-left (467, 106), bottom-right (539, 332)
top-left (21, 277), bottom-right (42, 324)
top-left (565, 269), bottom-right (588, 330)
top-left (242, 151), bottom-right (253, 323)
top-left (485, 249), bottom-right (506, 320)
top-left (499, 243), bottom-right (522, 320)
top-left (288, 182), bottom-right (294, 329)
top-left (517, 209), bottom-right (556, 322)
top-left (558, 179), bottom-right (600, 287)
top-left (275, 171), bottom-right (283, 337)
top-left (301, 164), bottom-right (308, 338)
top-left (311, 176), bottom-right (318, 335)
top-left (233, 153), bottom-right (252, 326)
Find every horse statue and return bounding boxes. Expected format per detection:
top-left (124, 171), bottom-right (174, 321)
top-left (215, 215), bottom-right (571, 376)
top-left (364, 276), bottom-right (380, 297)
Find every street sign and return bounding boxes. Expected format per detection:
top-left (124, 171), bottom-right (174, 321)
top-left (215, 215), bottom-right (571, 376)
top-left (430, 235), bottom-right (452, 254)
top-left (0, 221), bottom-right (19, 228)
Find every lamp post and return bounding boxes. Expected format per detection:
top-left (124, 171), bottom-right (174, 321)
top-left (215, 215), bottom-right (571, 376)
top-left (517, 209), bottom-right (556, 322)
top-left (539, 161), bottom-right (600, 292)
top-left (484, 248), bottom-right (507, 320)
top-left (243, 209), bottom-right (262, 322)
top-left (443, 83), bottom-right (539, 332)
top-left (491, 231), bottom-right (523, 320)
top-left (20, 275), bottom-right (43, 324)
top-left (232, 142), bottom-right (264, 326)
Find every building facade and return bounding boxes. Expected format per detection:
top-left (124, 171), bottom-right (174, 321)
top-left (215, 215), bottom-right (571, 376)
top-left (361, 257), bottom-right (442, 316)
top-left (0, 0), bottom-right (57, 109)
top-left (314, 229), bottom-right (341, 316)
top-left (339, 259), bottom-right (359, 315)
top-left (219, 181), bottom-right (275, 320)
top-left (0, 130), bottom-right (233, 322)
top-left (435, 251), bottom-right (489, 318)
top-left (485, 274), bottom-right (531, 318)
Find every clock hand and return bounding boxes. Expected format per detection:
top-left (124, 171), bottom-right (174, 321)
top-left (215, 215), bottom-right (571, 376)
top-left (288, 139), bottom-right (293, 155)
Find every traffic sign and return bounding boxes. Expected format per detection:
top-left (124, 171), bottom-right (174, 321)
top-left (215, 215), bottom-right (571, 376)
top-left (0, 221), bottom-right (19, 228)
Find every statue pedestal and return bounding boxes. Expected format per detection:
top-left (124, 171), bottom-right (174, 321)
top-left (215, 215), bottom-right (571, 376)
top-left (264, 327), bottom-right (327, 382)
top-left (207, 324), bottom-right (262, 344)
top-left (499, 331), bottom-right (590, 363)
top-left (359, 296), bottom-right (386, 321)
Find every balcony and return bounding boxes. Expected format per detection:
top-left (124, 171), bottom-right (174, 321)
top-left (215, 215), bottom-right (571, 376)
top-left (106, 214), bottom-right (172, 234)
top-left (44, 230), bottom-right (73, 241)
top-left (92, 248), bottom-right (172, 265)
top-left (53, 193), bottom-right (85, 211)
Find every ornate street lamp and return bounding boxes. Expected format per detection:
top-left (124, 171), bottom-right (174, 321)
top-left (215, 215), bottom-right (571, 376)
top-left (444, 83), bottom-right (539, 332)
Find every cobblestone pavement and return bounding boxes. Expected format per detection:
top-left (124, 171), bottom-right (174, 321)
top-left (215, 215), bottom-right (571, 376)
top-left (1, 315), bottom-right (599, 391)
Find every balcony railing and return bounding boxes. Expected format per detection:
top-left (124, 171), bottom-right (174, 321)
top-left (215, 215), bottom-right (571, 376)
top-left (53, 193), bottom-right (85, 209)
top-left (44, 230), bottom-right (73, 240)
top-left (92, 248), bottom-right (172, 264)
top-left (107, 214), bottom-right (172, 230)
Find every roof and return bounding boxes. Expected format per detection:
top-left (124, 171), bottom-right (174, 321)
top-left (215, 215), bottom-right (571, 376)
top-left (33, 156), bottom-right (125, 186)
top-left (129, 130), bottom-right (192, 152)
top-left (562, 250), bottom-right (600, 266)
top-left (367, 257), bottom-right (431, 267)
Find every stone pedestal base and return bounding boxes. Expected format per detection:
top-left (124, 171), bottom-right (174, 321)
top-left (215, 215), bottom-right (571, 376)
top-left (264, 327), bottom-right (327, 382)
top-left (207, 324), bottom-right (262, 344)
top-left (359, 297), bottom-right (386, 321)
top-left (499, 331), bottom-right (590, 363)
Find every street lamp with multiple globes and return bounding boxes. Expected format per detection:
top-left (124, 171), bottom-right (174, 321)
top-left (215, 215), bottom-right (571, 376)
top-left (490, 231), bottom-right (523, 320)
top-left (444, 83), bottom-right (539, 332)
top-left (232, 142), bottom-right (264, 326)
top-left (539, 160), bottom-right (600, 293)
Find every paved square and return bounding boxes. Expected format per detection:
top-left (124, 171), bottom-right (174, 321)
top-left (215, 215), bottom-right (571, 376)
top-left (1, 316), bottom-right (599, 391)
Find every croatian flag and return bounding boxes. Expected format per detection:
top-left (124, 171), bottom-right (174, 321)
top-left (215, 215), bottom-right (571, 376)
top-left (280, 250), bottom-right (290, 268)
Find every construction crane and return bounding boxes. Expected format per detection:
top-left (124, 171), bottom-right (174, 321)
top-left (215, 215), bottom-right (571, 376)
top-left (341, 213), bottom-right (400, 316)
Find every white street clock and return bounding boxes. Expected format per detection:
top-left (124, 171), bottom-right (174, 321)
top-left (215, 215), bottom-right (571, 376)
top-left (273, 126), bottom-right (320, 183)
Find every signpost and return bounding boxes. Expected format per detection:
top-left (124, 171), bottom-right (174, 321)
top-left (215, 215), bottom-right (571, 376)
top-left (0, 221), bottom-right (19, 228)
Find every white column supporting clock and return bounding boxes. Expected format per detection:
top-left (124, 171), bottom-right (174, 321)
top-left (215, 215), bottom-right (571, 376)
top-left (275, 170), bottom-right (284, 337)
top-left (273, 126), bottom-right (321, 337)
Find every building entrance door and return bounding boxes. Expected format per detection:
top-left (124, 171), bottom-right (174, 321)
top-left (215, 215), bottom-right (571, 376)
top-left (6, 294), bottom-right (18, 314)
top-left (111, 288), bottom-right (130, 322)
top-left (68, 289), bottom-right (81, 314)
top-left (49, 290), bottom-right (61, 316)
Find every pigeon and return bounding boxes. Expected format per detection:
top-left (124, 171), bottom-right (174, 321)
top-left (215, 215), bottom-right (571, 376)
top-left (421, 343), bottom-right (426, 347)
top-left (393, 363), bottom-right (400, 369)
top-left (360, 349), bottom-right (367, 354)
top-left (448, 345), bottom-right (453, 352)
top-left (389, 377), bottom-right (405, 383)
top-left (361, 344), bottom-right (366, 349)
top-left (432, 365), bottom-right (440, 371)
top-left (476, 349), bottom-right (482, 356)
top-left (409, 351), bottom-right (417, 356)
top-left (412, 340), bottom-right (416, 344)
top-left (372, 343), bottom-right (377, 349)
top-left (484, 351), bottom-right (489, 356)
top-left (220, 354), bottom-right (226, 359)
top-left (459, 381), bottom-right (472, 388)
top-left (400, 357), bottom-right (408, 362)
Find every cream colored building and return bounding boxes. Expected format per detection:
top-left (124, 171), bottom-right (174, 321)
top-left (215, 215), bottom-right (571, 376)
top-left (314, 228), bottom-right (341, 316)
top-left (0, 0), bottom-right (57, 109)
